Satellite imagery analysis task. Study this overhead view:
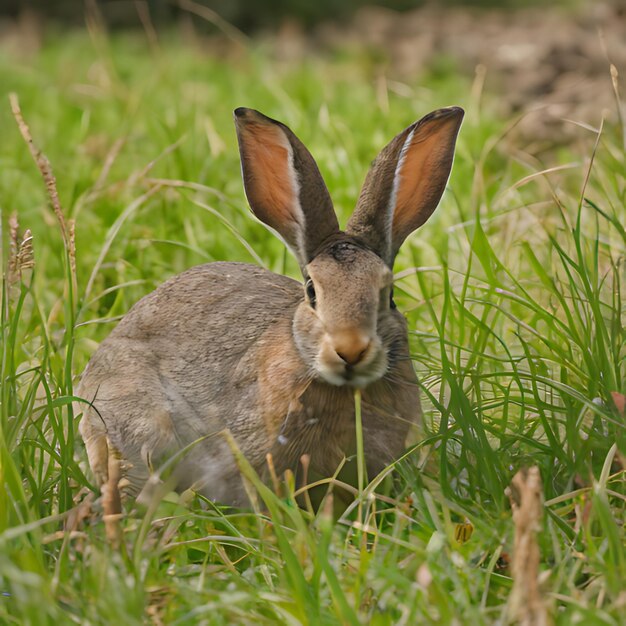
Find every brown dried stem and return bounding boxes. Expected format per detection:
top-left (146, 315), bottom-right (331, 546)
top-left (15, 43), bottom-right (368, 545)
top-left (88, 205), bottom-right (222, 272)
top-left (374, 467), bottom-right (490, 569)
top-left (102, 441), bottom-right (123, 549)
top-left (505, 466), bottom-right (552, 626)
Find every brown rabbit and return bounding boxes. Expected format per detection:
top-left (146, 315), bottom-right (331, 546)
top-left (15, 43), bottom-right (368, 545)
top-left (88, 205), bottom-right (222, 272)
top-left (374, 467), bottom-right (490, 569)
top-left (76, 106), bottom-right (464, 506)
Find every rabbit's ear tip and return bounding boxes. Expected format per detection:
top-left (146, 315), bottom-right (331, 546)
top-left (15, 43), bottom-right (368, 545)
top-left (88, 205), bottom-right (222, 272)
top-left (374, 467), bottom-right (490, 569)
top-left (234, 107), bottom-right (274, 127)
top-left (234, 107), bottom-right (252, 119)
top-left (427, 106), bottom-right (465, 121)
top-left (234, 107), bottom-right (266, 121)
top-left (412, 106), bottom-right (465, 132)
top-left (446, 105), bottom-right (465, 115)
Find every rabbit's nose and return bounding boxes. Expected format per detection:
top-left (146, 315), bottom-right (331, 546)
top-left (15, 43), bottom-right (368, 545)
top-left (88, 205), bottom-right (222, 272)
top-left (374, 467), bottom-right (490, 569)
top-left (333, 333), bottom-right (371, 366)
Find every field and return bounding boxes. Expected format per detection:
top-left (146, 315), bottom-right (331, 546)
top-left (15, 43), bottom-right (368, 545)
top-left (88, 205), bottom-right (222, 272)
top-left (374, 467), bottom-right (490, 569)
top-left (1, 15), bottom-right (625, 626)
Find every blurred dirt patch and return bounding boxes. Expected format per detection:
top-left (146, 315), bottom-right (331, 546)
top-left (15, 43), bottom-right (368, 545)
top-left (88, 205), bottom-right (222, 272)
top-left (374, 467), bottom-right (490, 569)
top-left (312, 1), bottom-right (625, 141)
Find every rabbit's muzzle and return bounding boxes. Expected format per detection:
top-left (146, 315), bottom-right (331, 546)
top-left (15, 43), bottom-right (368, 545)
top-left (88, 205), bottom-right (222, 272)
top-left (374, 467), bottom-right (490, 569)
top-left (316, 331), bottom-right (388, 388)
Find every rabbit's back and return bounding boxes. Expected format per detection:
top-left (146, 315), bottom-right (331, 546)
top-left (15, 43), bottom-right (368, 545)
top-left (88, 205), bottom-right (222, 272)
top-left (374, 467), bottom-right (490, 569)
top-left (108, 261), bottom-right (301, 349)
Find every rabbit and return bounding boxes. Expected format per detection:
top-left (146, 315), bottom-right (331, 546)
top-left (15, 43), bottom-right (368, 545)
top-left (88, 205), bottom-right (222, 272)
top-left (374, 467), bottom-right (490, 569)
top-left (75, 105), bottom-right (464, 507)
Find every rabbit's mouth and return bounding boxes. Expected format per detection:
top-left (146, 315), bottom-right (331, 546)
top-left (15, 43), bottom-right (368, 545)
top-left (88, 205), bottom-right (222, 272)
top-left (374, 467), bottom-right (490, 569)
top-left (315, 346), bottom-right (389, 388)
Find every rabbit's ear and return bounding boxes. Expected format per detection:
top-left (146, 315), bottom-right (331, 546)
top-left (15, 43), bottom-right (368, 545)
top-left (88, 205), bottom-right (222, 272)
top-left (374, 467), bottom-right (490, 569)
top-left (234, 108), bottom-right (339, 268)
top-left (346, 107), bottom-right (464, 267)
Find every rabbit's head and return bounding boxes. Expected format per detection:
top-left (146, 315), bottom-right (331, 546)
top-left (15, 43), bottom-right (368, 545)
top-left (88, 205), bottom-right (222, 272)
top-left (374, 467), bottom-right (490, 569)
top-left (234, 107), bottom-right (463, 387)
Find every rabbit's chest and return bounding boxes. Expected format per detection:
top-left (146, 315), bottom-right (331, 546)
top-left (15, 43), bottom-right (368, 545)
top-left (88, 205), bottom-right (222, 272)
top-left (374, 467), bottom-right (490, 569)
top-left (267, 383), bottom-right (356, 475)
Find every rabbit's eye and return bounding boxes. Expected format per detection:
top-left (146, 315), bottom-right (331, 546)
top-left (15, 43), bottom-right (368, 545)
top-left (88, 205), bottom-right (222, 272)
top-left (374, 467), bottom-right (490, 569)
top-left (389, 287), bottom-right (397, 309)
top-left (305, 279), bottom-right (317, 308)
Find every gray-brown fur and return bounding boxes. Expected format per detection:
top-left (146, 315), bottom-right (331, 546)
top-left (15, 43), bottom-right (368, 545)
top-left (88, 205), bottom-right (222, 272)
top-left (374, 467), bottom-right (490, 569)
top-left (75, 106), bottom-right (463, 506)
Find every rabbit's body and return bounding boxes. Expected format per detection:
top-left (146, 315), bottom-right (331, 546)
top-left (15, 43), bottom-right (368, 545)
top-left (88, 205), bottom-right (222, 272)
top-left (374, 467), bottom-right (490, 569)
top-left (78, 260), bottom-right (418, 505)
top-left (76, 106), bottom-right (463, 506)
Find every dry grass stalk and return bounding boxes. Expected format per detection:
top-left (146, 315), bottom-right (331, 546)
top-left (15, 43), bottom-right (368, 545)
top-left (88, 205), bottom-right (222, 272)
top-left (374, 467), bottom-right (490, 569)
top-left (8, 212), bottom-right (19, 284)
top-left (609, 64), bottom-right (624, 150)
top-left (505, 466), bottom-right (552, 626)
top-left (17, 229), bottom-right (34, 276)
top-left (265, 452), bottom-right (281, 496)
top-left (299, 453), bottom-right (314, 512)
top-left (68, 218), bottom-right (76, 277)
top-left (102, 441), bottom-right (123, 548)
top-left (9, 93), bottom-right (68, 246)
top-left (64, 491), bottom-right (95, 534)
top-left (93, 137), bottom-right (126, 192)
top-left (10, 93), bottom-right (76, 296)
top-left (7, 213), bottom-right (34, 286)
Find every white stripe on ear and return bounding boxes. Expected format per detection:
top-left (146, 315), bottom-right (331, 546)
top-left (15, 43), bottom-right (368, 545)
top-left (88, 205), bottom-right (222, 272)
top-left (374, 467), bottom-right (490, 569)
top-left (388, 127), bottom-right (415, 230)
top-left (280, 142), bottom-right (307, 261)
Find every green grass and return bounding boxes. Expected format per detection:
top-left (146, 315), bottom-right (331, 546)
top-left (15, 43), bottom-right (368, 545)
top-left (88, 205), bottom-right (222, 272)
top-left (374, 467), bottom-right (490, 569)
top-left (0, 27), bottom-right (625, 625)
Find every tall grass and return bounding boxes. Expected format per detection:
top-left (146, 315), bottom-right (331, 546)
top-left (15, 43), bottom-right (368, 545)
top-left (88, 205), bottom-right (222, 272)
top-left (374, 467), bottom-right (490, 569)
top-left (0, 29), bottom-right (624, 625)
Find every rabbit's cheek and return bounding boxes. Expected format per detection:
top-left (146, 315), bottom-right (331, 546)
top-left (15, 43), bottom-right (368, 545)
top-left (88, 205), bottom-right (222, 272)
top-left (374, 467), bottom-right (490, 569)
top-left (292, 303), bottom-right (326, 364)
